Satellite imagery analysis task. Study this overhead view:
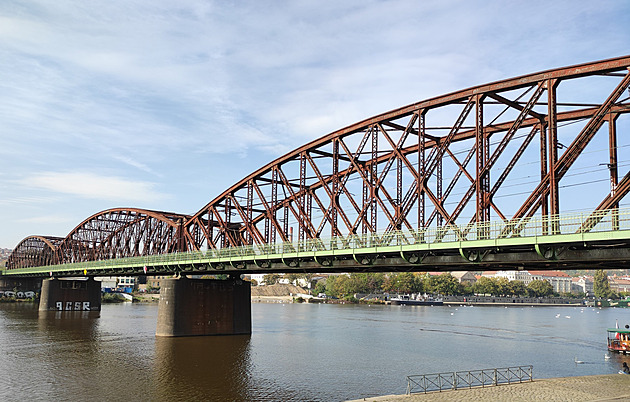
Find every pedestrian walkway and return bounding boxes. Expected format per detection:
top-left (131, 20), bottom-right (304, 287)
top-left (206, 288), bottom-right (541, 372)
top-left (348, 375), bottom-right (630, 402)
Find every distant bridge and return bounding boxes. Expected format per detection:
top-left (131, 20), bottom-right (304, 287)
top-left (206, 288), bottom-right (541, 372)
top-left (4, 55), bottom-right (630, 277)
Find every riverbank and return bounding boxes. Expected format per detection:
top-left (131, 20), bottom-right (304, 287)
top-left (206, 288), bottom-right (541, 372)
top-left (347, 374), bottom-right (630, 402)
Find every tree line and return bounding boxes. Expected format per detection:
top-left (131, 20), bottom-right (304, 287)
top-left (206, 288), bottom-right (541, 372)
top-left (263, 272), bottom-right (558, 299)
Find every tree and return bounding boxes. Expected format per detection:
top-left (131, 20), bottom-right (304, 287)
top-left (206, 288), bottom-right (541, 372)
top-left (382, 272), bottom-right (422, 294)
top-left (507, 280), bottom-right (527, 296)
top-left (428, 273), bottom-right (462, 295)
top-left (313, 281), bottom-right (326, 296)
top-left (495, 277), bottom-right (511, 296)
top-left (263, 274), bottom-right (280, 285)
top-left (285, 273), bottom-right (300, 286)
top-left (594, 270), bottom-right (612, 298)
top-left (527, 279), bottom-right (553, 297)
top-left (473, 276), bottom-right (498, 296)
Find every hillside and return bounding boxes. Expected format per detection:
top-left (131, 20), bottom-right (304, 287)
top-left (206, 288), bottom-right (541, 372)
top-left (251, 284), bottom-right (307, 296)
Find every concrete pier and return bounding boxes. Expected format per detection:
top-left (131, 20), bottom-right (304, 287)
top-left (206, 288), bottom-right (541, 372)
top-left (38, 278), bottom-right (101, 311)
top-left (156, 277), bottom-right (251, 337)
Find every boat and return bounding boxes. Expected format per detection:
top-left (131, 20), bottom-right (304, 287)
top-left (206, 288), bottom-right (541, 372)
top-left (607, 327), bottom-right (630, 354)
top-left (390, 294), bottom-right (443, 306)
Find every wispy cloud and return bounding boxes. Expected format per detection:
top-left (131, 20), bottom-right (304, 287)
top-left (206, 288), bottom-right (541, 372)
top-left (0, 0), bottom-right (628, 247)
top-left (22, 172), bottom-right (168, 203)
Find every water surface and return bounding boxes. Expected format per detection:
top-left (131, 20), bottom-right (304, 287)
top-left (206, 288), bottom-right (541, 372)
top-left (0, 302), bottom-right (628, 401)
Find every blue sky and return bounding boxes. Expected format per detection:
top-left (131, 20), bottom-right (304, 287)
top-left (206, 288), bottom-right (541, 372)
top-left (1, 0), bottom-right (629, 248)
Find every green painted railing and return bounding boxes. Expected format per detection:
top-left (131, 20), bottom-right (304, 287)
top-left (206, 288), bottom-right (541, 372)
top-left (3, 208), bottom-right (630, 276)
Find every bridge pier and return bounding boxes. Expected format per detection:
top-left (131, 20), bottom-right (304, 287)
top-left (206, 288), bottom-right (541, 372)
top-left (156, 276), bottom-right (251, 337)
top-left (0, 277), bottom-right (42, 294)
top-left (39, 278), bottom-right (101, 311)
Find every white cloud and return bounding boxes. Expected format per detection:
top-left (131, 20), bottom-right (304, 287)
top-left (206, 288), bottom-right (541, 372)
top-left (23, 172), bottom-right (168, 203)
top-left (0, 0), bottom-right (628, 248)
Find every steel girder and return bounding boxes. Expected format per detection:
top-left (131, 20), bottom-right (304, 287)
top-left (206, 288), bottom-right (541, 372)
top-left (185, 55), bottom-right (630, 251)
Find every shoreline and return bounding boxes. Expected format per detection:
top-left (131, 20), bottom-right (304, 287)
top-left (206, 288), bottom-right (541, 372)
top-left (346, 374), bottom-right (630, 402)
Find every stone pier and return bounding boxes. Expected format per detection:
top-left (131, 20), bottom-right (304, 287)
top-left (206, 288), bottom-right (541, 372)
top-left (39, 278), bottom-right (101, 311)
top-left (156, 276), bottom-right (251, 337)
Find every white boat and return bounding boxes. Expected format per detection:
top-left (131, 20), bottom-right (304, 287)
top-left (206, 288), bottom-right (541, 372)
top-left (390, 294), bottom-right (443, 306)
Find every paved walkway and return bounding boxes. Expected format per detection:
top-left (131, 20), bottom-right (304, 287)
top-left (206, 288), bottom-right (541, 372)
top-left (348, 375), bottom-right (630, 402)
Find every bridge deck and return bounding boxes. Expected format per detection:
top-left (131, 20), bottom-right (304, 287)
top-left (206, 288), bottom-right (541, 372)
top-left (4, 209), bottom-right (630, 277)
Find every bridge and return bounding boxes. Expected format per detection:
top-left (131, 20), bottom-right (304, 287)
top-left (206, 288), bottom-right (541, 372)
top-left (3, 56), bottom-right (630, 336)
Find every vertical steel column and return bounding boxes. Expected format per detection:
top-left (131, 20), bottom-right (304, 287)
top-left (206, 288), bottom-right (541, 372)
top-left (299, 153), bottom-right (306, 244)
top-left (306, 190), bottom-right (312, 240)
top-left (246, 181), bottom-right (253, 245)
top-left (207, 209), bottom-right (214, 250)
top-left (540, 122), bottom-right (549, 235)
top-left (283, 202), bottom-right (289, 242)
top-left (371, 127), bottom-right (378, 232)
top-left (418, 111), bottom-right (426, 233)
top-left (547, 79), bottom-right (560, 234)
top-left (396, 153), bottom-right (403, 230)
top-left (223, 198), bottom-right (231, 248)
top-left (609, 113), bottom-right (620, 230)
top-left (437, 149), bottom-right (443, 228)
top-left (271, 168), bottom-right (278, 244)
top-left (475, 94), bottom-right (489, 238)
top-left (362, 165), bottom-right (369, 235)
top-left (332, 139), bottom-right (339, 238)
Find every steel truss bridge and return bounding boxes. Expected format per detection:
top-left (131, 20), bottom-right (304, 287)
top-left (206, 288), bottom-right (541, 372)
top-left (4, 56), bottom-right (630, 277)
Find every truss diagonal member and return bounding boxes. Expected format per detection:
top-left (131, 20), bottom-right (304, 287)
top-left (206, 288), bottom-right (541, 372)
top-left (444, 86), bottom-right (545, 231)
top-left (250, 180), bottom-right (291, 243)
top-left (486, 90), bottom-right (545, 121)
top-left (580, 170), bottom-right (630, 232)
top-left (424, 97), bottom-right (476, 178)
top-left (337, 138), bottom-right (377, 233)
top-left (305, 153), bottom-right (354, 236)
top-left (227, 193), bottom-right (267, 245)
top-left (507, 70), bottom-right (630, 235)
top-left (485, 82), bottom-right (547, 174)
top-left (274, 167), bottom-right (319, 239)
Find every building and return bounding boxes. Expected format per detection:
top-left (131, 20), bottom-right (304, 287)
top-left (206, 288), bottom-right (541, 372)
top-left (494, 270), bottom-right (533, 284)
top-left (451, 271), bottom-right (477, 286)
top-left (147, 275), bottom-right (171, 289)
top-left (483, 270), bottom-right (572, 293)
top-left (610, 276), bottom-right (630, 293)
top-left (571, 276), bottom-right (593, 295)
top-left (528, 271), bottom-right (572, 293)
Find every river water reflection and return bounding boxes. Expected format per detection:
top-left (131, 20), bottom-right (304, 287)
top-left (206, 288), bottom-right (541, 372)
top-left (1, 302), bottom-right (629, 401)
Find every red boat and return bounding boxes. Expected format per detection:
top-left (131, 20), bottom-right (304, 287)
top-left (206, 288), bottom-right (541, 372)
top-left (607, 328), bottom-right (630, 354)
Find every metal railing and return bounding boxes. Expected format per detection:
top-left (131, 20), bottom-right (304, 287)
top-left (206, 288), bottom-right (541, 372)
top-left (5, 207), bottom-right (630, 274)
top-left (406, 365), bottom-right (533, 395)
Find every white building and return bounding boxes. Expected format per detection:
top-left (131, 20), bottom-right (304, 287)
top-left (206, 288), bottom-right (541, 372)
top-left (571, 276), bottom-right (593, 295)
top-left (484, 270), bottom-right (572, 293)
top-left (528, 270), bottom-right (572, 293)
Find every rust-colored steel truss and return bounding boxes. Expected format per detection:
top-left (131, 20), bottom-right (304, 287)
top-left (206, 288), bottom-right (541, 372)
top-left (7, 56), bottom-right (630, 269)
top-left (8, 208), bottom-right (190, 268)
top-left (7, 235), bottom-right (64, 269)
top-left (185, 56), bottom-right (630, 251)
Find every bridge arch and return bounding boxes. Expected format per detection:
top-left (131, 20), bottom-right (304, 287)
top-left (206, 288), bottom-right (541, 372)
top-left (7, 235), bottom-right (64, 269)
top-left (54, 208), bottom-right (191, 264)
top-left (185, 55), bottom-right (630, 250)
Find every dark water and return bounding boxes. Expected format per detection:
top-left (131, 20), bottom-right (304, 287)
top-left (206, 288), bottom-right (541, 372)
top-left (1, 302), bottom-right (629, 401)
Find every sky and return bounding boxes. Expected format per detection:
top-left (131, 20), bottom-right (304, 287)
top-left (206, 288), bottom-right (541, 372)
top-left (1, 0), bottom-right (629, 249)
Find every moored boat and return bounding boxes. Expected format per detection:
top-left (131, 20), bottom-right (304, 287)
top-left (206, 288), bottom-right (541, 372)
top-left (607, 327), bottom-right (630, 354)
top-left (390, 294), bottom-right (443, 306)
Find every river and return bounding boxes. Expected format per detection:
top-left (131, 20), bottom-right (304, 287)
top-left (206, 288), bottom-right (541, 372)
top-left (0, 301), bottom-right (629, 401)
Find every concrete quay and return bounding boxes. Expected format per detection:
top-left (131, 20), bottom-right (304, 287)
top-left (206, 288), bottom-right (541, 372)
top-left (349, 375), bottom-right (630, 402)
